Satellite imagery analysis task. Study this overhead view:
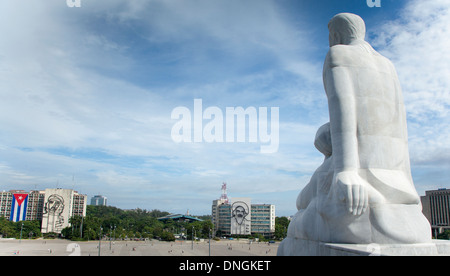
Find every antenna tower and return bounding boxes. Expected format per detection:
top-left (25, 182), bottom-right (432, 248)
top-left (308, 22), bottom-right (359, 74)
top-left (220, 182), bottom-right (229, 204)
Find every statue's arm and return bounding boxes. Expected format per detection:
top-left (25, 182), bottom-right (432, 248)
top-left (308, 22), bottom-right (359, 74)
top-left (324, 48), bottom-right (359, 172)
top-left (323, 47), bottom-right (368, 215)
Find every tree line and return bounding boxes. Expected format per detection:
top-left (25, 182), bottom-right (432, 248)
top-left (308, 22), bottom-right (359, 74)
top-left (1, 205), bottom-right (291, 241)
top-left (61, 205), bottom-right (214, 242)
top-left (0, 217), bottom-right (42, 239)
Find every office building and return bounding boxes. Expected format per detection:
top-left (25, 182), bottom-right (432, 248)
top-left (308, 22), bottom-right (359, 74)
top-left (212, 197), bottom-right (275, 238)
top-left (251, 204), bottom-right (276, 237)
top-left (0, 188), bottom-right (87, 234)
top-left (1, 190), bottom-right (46, 222)
top-left (90, 195), bottom-right (107, 206)
top-left (421, 188), bottom-right (450, 236)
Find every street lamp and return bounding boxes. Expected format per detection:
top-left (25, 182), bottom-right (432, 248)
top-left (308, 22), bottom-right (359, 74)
top-left (112, 224), bottom-right (117, 251)
top-left (110, 226), bottom-right (112, 250)
top-left (191, 226), bottom-right (194, 250)
top-left (98, 227), bottom-right (103, 256)
top-left (209, 227), bottom-right (211, 256)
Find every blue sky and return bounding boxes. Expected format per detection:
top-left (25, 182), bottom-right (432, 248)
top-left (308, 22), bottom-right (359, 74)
top-left (0, 0), bottom-right (449, 216)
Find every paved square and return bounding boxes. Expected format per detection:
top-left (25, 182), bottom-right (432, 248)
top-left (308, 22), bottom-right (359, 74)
top-left (0, 238), bottom-right (278, 256)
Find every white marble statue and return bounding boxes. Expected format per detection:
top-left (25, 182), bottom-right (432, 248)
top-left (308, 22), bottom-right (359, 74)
top-left (278, 13), bottom-right (431, 255)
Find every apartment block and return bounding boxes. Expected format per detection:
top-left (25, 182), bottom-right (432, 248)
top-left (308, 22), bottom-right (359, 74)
top-left (0, 188), bottom-right (87, 234)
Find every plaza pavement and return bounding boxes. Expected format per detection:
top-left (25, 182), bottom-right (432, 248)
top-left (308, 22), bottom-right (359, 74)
top-left (0, 238), bottom-right (278, 256)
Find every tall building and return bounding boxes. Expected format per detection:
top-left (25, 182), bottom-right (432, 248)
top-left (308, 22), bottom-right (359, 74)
top-left (90, 195), bottom-right (107, 206)
top-left (251, 204), bottom-right (276, 237)
top-left (26, 190), bottom-right (46, 221)
top-left (1, 190), bottom-right (18, 220)
top-left (41, 188), bottom-right (87, 234)
top-left (1, 190), bottom-right (45, 222)
top-left (421, 188), bottom-right (450, 236)
top-left (0, 188), bottom-right (87, 234)
top-left (230, 197), bottom-right (252, 235)
top-left (212, 198), bottom-right (228, 233)
top-left (212, 196), bottom-right (275, 238)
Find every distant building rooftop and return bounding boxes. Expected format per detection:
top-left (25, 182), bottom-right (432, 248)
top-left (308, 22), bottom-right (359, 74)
top-left (157, 214), bottom-right (203, 223)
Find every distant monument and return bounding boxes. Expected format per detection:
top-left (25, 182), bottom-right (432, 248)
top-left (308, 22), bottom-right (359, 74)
top-left (278, 13), bottom-right (436, 256)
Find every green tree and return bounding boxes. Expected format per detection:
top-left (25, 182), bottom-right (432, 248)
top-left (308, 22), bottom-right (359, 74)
top-left (0, 217), bottom-right (16, 238)
top-left (19, 220), bottom-right (42, 239)
top-left (0, 217), bottom-right (41, 239)
top-left (274, 217), bottom-right (290, 240)
top-left (160, 231), bottom-right (175, 241)
top-left (60, 205), bottom-right (206, 242)
top-left (437, 229), bottom-right (450, 240)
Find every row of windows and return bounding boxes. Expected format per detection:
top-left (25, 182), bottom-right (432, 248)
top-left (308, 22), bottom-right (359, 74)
top-left (251, 221), bottom-right (272, 225)
top-left (0, 206), bottom-right (86, 216)
top-left (430, 194), bottom-right (450, 226)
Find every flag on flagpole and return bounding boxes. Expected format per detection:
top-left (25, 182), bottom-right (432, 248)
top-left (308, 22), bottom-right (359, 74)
top-left (9, 194), bottom-right (28, 222)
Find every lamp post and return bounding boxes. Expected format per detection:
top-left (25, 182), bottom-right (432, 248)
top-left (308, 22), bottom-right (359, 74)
top-left (113, 225), bottom-right (116, 252)
top-left (209, 227), bottom-right (211, 256)
top-left (98, 227), bottom-right (102, 256)
top-left (191, 226), bottom-right (194, 250)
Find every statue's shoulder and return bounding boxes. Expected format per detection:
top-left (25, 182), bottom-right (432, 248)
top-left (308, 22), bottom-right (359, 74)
top-left (326, 43), bottom-right (393, 71)
top-left (325, 45), bottom-right (361, 68)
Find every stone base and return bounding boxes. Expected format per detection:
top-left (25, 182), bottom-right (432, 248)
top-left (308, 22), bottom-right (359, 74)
top-left (277, 238), bottom-right (450, 256)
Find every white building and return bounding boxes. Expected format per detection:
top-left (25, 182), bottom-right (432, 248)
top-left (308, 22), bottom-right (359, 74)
top-left (41, 188), bottom-right (87, 234)
top-left (0, 188), bottom-right (87, 234)
top-left (212, 197), bottom-right (275, 238)
top-left (90, 195), bottom-right (107, 206)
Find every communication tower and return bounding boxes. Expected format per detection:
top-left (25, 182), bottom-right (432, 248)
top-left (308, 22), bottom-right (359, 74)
top-left (220, 182), bottom-right (229, 204)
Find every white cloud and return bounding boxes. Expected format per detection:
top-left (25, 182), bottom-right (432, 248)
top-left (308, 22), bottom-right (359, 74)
top-left (0, 0), bottom-right (340, 214)
top-left (371, 0), bottom-right (450, 120)
top-left (370, 0), bottom-right (450, 185)
top-left (373, 1), bottom-right (450, 158)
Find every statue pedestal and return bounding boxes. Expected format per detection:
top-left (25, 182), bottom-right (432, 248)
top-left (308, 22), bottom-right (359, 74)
top-left (278, 238), bottom-right (450, 256)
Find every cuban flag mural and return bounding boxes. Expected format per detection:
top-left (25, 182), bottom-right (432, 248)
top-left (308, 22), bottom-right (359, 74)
top-left (9, 193), bottom-right (28, 222)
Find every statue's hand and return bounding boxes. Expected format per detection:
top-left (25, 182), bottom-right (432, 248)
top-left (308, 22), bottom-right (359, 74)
top-left (332, 171), bottom-right (369, 216)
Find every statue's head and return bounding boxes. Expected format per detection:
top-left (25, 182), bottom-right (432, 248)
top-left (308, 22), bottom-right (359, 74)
top-left (328, 13), bottom-right (366, 46)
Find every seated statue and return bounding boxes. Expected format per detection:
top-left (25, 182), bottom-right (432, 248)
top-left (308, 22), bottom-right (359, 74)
top-left (278, 13), bottom-right (431, 255)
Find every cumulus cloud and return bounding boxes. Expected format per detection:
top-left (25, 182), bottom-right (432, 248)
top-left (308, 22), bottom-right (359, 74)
top-left (371, 0), bottom-right (450, 121)
top-left (369, 0), bottom-right (450, 190)
top-left (0, 0), bottom-right (323, 214)
top-left (6, 0), bottom-right (446, 214)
